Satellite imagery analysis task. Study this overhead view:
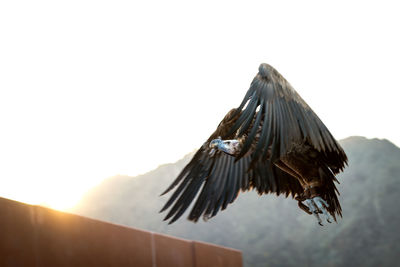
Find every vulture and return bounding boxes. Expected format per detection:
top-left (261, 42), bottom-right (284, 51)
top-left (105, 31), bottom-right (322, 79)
top-left (160, 63), bottom-right (347, 226)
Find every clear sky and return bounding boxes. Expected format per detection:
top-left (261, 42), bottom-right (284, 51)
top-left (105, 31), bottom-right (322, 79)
top-left (0, 0), bottom-right (399, 211)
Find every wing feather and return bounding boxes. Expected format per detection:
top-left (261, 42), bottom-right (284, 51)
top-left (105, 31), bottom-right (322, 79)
top-left (233, 64), bottom-right (347, 170)
top-left (161, 63), bottom-right (347, 223)
top-left (237, 100), bottom-right (264, 159)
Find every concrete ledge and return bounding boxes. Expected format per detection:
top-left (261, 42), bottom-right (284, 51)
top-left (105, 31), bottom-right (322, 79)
top-left (0, 197), bottom-right (242, 267)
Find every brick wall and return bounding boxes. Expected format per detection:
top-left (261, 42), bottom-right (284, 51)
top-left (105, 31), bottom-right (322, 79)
top-left (0, 197), bottom-right (242, 267)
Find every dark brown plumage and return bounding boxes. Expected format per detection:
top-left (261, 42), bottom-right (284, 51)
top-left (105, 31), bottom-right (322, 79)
top-left (160, 63), bottom-right (347, 225)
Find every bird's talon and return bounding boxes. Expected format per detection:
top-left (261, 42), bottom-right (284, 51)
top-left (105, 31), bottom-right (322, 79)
top-left (304, 196), bottom-right (333, 226)
top-left (298, 200), bottom-right (312, 215)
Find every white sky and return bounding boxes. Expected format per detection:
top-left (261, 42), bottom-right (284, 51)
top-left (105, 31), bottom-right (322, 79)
top-left (0, 0), bottom-right (399, 211)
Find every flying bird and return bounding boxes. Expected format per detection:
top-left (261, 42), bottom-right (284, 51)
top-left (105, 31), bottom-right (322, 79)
top-left (160, 63), bottom-right (348, 226)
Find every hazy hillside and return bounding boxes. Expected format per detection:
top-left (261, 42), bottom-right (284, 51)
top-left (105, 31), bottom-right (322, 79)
top-left (73, 136), bottom-right (400, 267)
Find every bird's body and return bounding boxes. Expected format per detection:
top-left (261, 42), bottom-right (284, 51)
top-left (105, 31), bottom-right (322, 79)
top-left (161, 63), bottom-right (347, 225)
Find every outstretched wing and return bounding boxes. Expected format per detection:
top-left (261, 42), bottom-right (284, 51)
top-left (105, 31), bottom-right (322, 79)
top-left (161, 63), bottom-right (348, 223)
top-left (227, 63), bottom-right (348, 172)
top-left (160, 109), bottom-right (303, 224)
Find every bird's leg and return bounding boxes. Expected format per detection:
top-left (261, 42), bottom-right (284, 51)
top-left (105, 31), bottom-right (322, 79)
top-left (276, 160), bottom-right (317, 217)
top-left (209, 137), bottom-right (242, 156)
top-left (302, 185), bottom-right (333, 226)
top-left (275, 159), bottom-right (332, 225)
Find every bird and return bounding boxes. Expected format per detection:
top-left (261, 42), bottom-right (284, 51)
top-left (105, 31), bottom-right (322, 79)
top-left (160, 63), bottom-right (348, 226)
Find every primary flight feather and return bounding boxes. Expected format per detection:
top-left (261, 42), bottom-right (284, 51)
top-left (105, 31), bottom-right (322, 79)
top-left (160, 63), bottom-right (348, 225)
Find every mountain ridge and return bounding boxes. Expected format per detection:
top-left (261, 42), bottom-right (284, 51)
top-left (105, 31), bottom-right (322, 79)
top-left (73, 136), bottom-right (400, 267)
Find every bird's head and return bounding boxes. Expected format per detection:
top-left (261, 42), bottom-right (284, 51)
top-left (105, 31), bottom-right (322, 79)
top-left (209, 138), bottom-right (222, 149)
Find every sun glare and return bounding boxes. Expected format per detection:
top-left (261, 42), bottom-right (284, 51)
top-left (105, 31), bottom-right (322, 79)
top-left (0, 171), bottom-right (97, 211)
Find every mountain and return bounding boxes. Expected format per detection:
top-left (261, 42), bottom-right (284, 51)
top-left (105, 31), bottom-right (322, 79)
top-left (72, 136), bottom-right (400, 267)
